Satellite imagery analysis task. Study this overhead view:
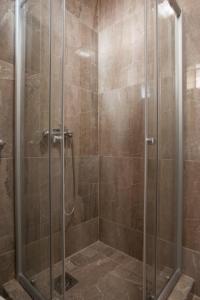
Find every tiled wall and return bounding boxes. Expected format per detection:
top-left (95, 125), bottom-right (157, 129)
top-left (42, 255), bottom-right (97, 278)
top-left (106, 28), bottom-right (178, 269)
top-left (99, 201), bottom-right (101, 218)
top-left (0, 0), bottom-right (15, 285)
top-left (98, 0), bottom-right (145, 260)
top-left (177, 0), bottom-right (200, 296)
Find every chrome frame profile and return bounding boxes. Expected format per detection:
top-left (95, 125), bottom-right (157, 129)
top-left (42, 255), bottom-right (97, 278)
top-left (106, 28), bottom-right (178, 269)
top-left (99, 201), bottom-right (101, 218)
top-left (143, 0), bottom-right (183, 299)
top-left (15, 0), bottom-right (23, 279)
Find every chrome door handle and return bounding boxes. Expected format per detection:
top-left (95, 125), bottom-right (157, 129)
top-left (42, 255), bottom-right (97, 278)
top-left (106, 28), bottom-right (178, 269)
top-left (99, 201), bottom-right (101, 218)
top-left (146, 137), bottom-right (156, 145)
top-left (65, 129), bottom-right (75, 217)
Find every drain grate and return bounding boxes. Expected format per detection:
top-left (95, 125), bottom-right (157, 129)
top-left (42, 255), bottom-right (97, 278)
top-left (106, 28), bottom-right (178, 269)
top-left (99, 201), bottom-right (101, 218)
top-left (54, 272), bottom-right (78, 294)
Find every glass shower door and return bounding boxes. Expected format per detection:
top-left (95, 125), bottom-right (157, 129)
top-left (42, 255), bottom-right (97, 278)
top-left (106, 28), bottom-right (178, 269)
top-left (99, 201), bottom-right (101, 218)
top-left (15, 0), bottom-right (66, 299)
top-left (144, 0), bottom-right (182, 299)
top-left (156, 1), bottom-right (178, 295)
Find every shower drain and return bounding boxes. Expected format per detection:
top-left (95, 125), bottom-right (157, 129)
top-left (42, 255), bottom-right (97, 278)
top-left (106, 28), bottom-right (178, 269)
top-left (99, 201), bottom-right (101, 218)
top-left (54, 272), bottom-right (78, 294)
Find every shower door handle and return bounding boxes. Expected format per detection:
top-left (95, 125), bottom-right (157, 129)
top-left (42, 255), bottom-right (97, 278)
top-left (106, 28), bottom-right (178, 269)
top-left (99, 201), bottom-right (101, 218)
top-left (65, 130), bottom-right (75, 217)
top-left (146, 137), bottom-right (156, 145)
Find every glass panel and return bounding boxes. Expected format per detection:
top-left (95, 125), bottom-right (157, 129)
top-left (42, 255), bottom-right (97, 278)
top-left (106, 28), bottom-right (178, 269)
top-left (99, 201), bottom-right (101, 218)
top-left (63, 1), bottom-right (145, 300)
top-left (18, 0), bottom-right (66, 299)
top-left (50, 0), bottom-right (65, 299)
top-left (145, 0), bottom-right (181, 299)
top-left (145, 0), bottom-right (158, 298)
top-left (21, 0), bottom-right (51, 298)
top-left (156, 0), bottom-right (177, 296)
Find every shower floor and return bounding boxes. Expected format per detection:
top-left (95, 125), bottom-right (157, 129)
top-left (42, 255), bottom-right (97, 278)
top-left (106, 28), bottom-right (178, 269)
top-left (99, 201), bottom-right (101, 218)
top-left (36, 241), bottom-right (143, 300)
top-left (3, 241), bottom-right (174, 300)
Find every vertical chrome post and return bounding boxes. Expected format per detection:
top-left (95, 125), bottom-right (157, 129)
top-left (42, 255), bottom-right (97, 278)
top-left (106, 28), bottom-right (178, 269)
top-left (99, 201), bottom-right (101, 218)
top-left (15, 0), bottom-right (25, 277)
top-left (143, 0), bottom-right (148, 298)
top-left (61, 0), bottom-right (66, 298)
top-left (49, 0), bottom-right (53, 298)
top-left (175, 12), bottom-right (183, 272)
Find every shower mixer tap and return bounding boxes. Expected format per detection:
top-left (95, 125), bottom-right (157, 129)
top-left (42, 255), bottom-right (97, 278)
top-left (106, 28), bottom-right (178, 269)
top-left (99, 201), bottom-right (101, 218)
top-left (42, 128), bottom-right (73, 144)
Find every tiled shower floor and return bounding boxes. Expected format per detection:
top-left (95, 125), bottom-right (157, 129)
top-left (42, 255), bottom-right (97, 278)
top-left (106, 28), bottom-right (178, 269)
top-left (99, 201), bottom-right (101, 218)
top-left (38, 241), bottom-right (143, 300)
top-left (63, 241), bottom-right (143, 299)
top-left (4, 241), bottom-right (143, 300)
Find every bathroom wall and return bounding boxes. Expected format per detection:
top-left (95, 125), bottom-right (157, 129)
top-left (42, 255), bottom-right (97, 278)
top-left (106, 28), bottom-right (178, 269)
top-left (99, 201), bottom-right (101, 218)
top-left (0, 0), bottom-right (15, 285)
top-left (98, 0), bottom-right (145, 260)
top-left (178, 0), bottom-right (200, 296)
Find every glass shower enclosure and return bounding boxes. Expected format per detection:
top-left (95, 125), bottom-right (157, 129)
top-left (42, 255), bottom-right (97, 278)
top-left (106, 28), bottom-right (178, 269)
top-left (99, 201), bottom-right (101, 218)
top-left (144, 0), bottom-right (182, 299)
top-left (15, 0), bottom-right (183, 299)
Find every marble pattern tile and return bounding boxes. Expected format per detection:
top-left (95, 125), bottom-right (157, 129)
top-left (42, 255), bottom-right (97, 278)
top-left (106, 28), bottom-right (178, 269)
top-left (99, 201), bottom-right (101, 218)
top-left (99, 85), bottom-right (144, 157)
top-left (158, 159), bottom-right (176, 242)
top-left (0, 60), bottom-right (14, 80)
top-left (3, 279), bottom-right (32, 300)
top-left (0, 0), bottom-right (15, 64)
top-left (0, 159), bottom-right (14, 255)
top-left (168, 274), bottom-right (194, 300)
top-left (0, 80), bottom-right (14, 158)
top-left (66, 218), bottom-right (99, 257)
top-left (183, 247), bottom-right (200, 297)
top-left (66, 0), bottom-right (98, 31)
top-left (17, 241), bottom-right (143, 300)
top-left (99, 0), bottom-right (144, 32)
top-left (183, 161), bottom-right (200, 252)
top-left (99, 218), bottom-right (143, 260)
top-left (0, 250), bottom-right (14, 285)
top-left (184, 89), bottom-right (200, 161)
top-left (98, 0), bottom-right (145, 264)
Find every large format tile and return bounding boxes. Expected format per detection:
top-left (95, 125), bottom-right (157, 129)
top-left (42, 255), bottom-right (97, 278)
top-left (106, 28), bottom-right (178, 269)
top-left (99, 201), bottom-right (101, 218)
top-left (4, 279), bottom-right (32, 300)
top-left (66, 218), bottom-right (99, 256)
top-left (0, 80), bottom-right (14, 158)
top-left (183, 247), bottom-right (200, 296)
top-left (0, 250), bottom-right (14, 285)
top-left (0, 0), bottom-right (14, 64)
top-left (99, 85), bottom-right (144, 157)
top-left (0, 159), bottom-right (14, 251)
top-left (66, 0), bottom-right (98, 30)
top-left (99, 218), bottom-right (143, 260)
top-left (183, 161), bottom-right (200, 252)
top-left (27, 241), bottom-right (143, 300)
